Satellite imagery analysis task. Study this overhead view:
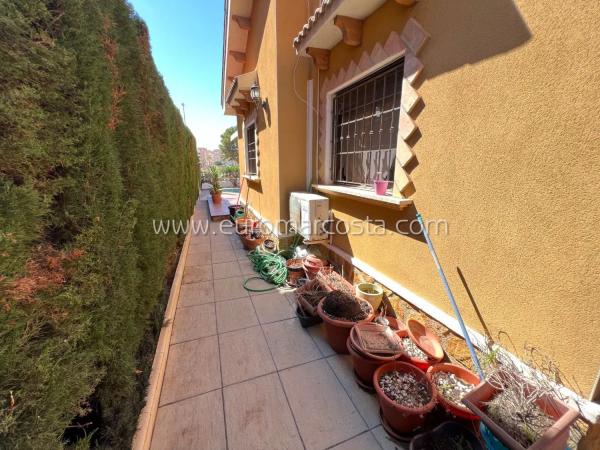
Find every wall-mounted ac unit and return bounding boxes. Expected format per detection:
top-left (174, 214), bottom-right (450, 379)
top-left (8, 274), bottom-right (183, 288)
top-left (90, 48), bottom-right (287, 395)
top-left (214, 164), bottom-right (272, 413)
top-left (289, 192), bottom-right (329, 242)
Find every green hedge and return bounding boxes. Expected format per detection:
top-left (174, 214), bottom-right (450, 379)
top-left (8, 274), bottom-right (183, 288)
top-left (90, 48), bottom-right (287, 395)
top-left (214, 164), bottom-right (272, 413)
top-left (0, 0), bottom-right (199, 447)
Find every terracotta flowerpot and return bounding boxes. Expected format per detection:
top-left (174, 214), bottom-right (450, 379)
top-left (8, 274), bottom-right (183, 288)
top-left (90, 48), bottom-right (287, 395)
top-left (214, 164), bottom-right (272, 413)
top-left (407, 319), bottom-right (444, 362)
top-left (235, 218), bottom-right (258, 234)
top-left (426, 363), bottom-right (480, 420)
top-left (373, 362), bottom-right (437, 434)
top-left (211, 192), bottom-right (222, 203)
top-left (317, 298), bottom-right (374, 354)
top-left (303, 255), bottom-right (328, 280)
top-left (241, 233), bottom-right (265, 250)
top-left (346, 337), bottom-right (389, 387)
top-left (286, 258), bottom-right (305, 286)
top-left (462, 380), bottom-right (580, 450)
top-left (348, 326), bottom-right (405, 362)
top-left (409, 421), bottom-right (483, 450)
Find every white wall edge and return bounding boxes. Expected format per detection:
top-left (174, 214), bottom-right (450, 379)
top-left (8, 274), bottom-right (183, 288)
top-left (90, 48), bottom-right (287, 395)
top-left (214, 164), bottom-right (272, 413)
top-left (321, 242), bottom-right (600, 423)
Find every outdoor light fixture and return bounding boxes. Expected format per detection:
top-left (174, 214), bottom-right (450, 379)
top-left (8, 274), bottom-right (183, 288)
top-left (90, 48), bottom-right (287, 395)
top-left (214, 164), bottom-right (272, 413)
top-left (250, 83), bottom-right (267, 108)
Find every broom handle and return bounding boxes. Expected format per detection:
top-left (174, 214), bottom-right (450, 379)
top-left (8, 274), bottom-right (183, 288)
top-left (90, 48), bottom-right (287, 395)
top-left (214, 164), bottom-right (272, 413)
top-left (416, 213), bottom-right (485, 379)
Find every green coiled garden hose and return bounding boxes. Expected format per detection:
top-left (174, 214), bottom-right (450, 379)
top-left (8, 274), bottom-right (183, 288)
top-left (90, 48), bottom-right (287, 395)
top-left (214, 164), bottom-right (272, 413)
top-left (243, 249), bottom-right (288, 292)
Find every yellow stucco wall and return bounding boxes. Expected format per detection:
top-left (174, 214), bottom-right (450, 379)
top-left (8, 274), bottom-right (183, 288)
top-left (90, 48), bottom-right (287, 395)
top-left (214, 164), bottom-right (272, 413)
top-left (313, 0), bottom-right (600, 394)
top-left (236, 0), bottom-right (282, 225)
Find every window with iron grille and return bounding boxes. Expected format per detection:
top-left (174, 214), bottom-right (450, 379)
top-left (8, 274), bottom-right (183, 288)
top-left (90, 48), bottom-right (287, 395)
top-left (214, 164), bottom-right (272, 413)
top-left (245, 123), bottom-right (257, 176)
top-left (332, 58), bottom-right (404, 186)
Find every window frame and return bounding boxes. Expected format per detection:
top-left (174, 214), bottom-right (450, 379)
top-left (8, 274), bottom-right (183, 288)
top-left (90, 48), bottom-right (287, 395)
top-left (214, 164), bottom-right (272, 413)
top-left (243, 114), bottom-right (258, 178)
top-left (324, 52), bottom-right (406, 190)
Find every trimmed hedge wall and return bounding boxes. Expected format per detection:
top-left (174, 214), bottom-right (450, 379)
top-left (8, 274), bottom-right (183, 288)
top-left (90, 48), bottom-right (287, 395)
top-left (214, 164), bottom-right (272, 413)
top-left (0, 0), bottom-right (199, 447)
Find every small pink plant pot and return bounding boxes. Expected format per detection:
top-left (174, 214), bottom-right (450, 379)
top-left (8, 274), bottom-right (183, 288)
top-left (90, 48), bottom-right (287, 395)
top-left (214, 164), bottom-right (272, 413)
top-left (374, 179), bottom-right (388, 195)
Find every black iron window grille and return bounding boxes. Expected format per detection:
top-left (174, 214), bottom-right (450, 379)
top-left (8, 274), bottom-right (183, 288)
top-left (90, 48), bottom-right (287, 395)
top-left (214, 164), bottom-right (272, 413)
top-left (332, 57), bottom-right (404, 186)
top-left (246, 123), bottom-right (257, 176)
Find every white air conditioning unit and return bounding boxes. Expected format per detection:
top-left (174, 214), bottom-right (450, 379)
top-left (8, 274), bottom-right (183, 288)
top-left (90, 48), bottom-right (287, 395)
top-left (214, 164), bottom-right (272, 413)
top-left (289, 192), bottom-right (329, 242)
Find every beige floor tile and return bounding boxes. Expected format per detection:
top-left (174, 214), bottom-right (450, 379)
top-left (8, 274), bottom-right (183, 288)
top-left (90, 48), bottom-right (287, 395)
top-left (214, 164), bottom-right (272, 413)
top-left (230, 238), bottom-right (245, 250)
top-left (234, 248), bottom-right (250, 259)
top-left (212, 249), bottom-right (237, 263)
top-left (215, 297), bottom-right (258, 333)
top-left (263, 318), bottom-right (321, 370)
top-left (189, 234), bottom-right (210, 245)
top-left (182, 264), bottom-right (212, 284)
top-left (188, 242), bottom-right (210, 254)
top-left (171, 304), bottom-right (216, 344)
top-left (327, 355), bottom-right (380, 427)
top-left (371, 426), bottom-right (408, 449)
top-left (179, 281), bottom-right (214, 307)
top-left (280, 360), bottom-right (367, 450)
top-left (238, 259), bottom-right (256, 275)
top-left (160, 336), bottom-right (221, 405)
top-left (187, 251), bottom-right (212, 266)
top-left (251, 292), bottom-right (296, 324)
top-left (307, 323), bottom-right (337, 357)
top-left (223, 373), bottom-right (303, 450)
top-left (330, 432), bottom-right (382, 450)
top-left (151, 390), bottom-right (226, 450)
top-left (219, 326), bottom-right (275, 385)
top-left (213, 276), bottom-right (249, 301)
top-left (212, 261), bottom-right (241, 280)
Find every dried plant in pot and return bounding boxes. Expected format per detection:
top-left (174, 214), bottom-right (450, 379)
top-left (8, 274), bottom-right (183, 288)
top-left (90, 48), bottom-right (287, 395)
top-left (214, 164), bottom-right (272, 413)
top-left (461, 357), bottom-right (580, 450)
top-left (294, 278), bottom-right (327, 317)
top-left (317, 290), bottom-right (374, 354)
top-left (426, 363), bottom-right (480, 421)
top-left (373, 361), bottom-right (437, 434)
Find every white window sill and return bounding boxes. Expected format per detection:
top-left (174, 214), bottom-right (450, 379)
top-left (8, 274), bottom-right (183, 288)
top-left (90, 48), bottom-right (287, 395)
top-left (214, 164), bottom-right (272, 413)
top-left (313, 184), bottom-right (413, 210)
top-left (244, 175), bottom-right (260, 181)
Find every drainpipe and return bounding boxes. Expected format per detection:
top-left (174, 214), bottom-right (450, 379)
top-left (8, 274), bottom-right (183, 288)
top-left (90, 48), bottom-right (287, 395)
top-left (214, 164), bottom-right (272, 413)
top-left (306, 79), bottom-right (313, 191)
top-left (416, 213), bottom-right (485, 379)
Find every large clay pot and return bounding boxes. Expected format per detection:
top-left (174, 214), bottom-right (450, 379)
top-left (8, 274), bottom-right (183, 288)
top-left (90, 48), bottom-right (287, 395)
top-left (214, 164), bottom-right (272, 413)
top-left (346, 337), bottom-right (389, 387)
top-left (426, 363), bottom-right (480, 420)
top-left (462, 380), bottom-right (580, 450)
top-left (373, 362), bottom-right (437, 434)
top-left (317, 298), bottom-right (374, 354)
top-left (396, 330), bottom-right (431, 371)
top-left (211, 192), bottom-right (222, 203)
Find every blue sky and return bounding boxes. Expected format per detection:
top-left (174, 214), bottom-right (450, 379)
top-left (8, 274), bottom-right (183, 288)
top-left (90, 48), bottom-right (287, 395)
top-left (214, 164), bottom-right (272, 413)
top-left (128, 0), bottom-right (235, 149)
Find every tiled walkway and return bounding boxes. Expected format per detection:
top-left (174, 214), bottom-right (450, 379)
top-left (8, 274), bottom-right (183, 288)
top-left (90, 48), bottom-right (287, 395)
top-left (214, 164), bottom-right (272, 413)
top-left (149, 199), bottom-right (406, 450)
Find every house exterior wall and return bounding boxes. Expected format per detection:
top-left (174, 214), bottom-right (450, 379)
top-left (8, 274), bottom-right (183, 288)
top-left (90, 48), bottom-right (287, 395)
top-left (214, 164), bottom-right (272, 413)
top-left (236, 0), bottom-right (282, 225)
top-left (311, 0), bottom-right (600, 394)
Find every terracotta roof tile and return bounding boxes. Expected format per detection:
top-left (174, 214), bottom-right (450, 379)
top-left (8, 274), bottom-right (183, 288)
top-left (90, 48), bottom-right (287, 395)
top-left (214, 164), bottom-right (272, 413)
top-left (293, 0), bottom-right (340, 50)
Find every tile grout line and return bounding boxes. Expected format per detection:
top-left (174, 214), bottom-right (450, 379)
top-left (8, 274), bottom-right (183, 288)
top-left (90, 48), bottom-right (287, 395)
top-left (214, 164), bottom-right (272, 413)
top-left (247, 292), bottom-right (308, 450)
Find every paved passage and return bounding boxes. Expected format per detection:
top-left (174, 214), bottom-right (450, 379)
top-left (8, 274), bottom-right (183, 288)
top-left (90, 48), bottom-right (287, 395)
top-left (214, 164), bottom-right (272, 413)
top-left (149, 199), bottom-right (406, 450)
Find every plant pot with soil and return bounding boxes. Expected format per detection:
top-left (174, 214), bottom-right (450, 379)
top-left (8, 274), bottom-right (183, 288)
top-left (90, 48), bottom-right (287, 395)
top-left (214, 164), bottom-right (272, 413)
top-left (374, 361), bottom-right (437, 434)
top-left (240, 229), bottom-right (265, 250)
top-left (295, 278), bottom-right (328, 316)
top-left (427, 363), bottom-right (480, 420)
top-left (356, 282), bottom-right (384, 310)
top-left (316, 269), bottom-right (354, 296)
top-left (235, 218), bottom-right (258, 234)
top-left (347, 322), bottom-right (406, 387)
top-left (396, 329), bottom-right (432, 371)
top-left (409, 421), bottom-right (483, 450)
top-left (461, 376), bottom-right (580, 450)
top-left (262, 238), bottom-right (277, 253)
top-left (317, 290), bottom-right (375, 354)
top-left (286, 258), bottom-right (305, 286)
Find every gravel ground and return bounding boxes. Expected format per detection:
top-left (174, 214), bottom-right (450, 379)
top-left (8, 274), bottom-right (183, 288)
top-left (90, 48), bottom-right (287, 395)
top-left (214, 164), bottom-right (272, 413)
top-left (379, 371), bottom-right (431, 408)
top-left (432, 371), bottom-right (474, 407)
top-left (401, 337), bottom-right (429, 360)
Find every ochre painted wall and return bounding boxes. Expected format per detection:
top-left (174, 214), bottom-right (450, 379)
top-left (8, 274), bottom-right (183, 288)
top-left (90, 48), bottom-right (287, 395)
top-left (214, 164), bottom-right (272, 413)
top-left (236, 0), bottom-right (282, 225)
top-left (314, 0), bottom-right (600, 394)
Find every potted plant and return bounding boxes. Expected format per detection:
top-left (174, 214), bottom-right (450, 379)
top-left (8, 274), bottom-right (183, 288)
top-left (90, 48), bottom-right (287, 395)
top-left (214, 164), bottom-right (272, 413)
top-left (303, 255), bottom-right (328, 280)
top-left (373, 361), bottom-right (437, 434)
top-left (208, 166), bottom-right (222, 203)
top-left (240, 227), bottom-right (265, 250)
top-left (426, 363), bottom-right (480, 420)
top-left (462, 364), bottom-right (580, 450)
top-left (317, 290), bottom-right (374, 353)
top-left (286, 258), bottom-right (305, 286)
top-left (355, 282), bottom-right (384, 310)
